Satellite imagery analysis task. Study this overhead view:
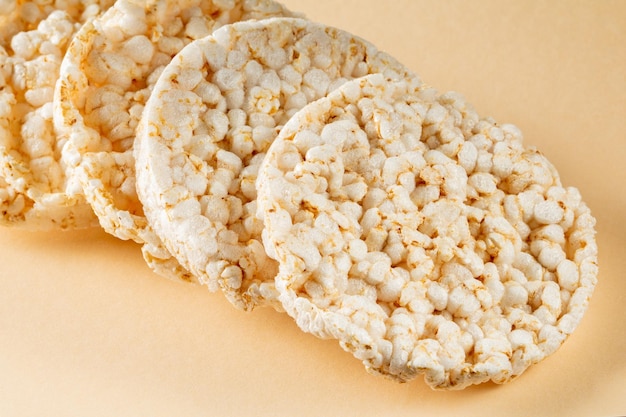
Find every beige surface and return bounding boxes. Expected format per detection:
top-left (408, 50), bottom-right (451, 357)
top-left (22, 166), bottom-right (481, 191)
top-left (1, 1), bottom-right (624, 416)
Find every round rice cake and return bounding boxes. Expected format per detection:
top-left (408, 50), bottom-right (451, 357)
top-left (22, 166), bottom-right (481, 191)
top-left (135, 17), bottom-right (415, 309)
top-left (0, 1), bottom-right (114, 229)
top-left (256, 74), bottom-right (598, 389)
top-left (53, 0), bottom-right (298, 281)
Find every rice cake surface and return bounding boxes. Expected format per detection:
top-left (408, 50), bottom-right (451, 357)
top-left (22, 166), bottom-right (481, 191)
top-left (0, 0), bottom-right (113, 229)
top-left (256, 74), bottom-right (598, 389)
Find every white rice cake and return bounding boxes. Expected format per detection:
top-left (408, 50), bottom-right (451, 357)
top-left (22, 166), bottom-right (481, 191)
top-left (53, 0), bottom-right (298, 281)
top-left (0, 1), bottom-right (113, 229)
top-left (135, 17), bottom-right (414, 310)
top-left (256, 74), bottom-right (598, 389)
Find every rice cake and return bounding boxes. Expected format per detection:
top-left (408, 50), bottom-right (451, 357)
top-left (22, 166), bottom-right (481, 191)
top-left (135, 17), bottom-right (414, 308)
top-left (256, 74), bottom-right (598, 389)
top-left (0, 1), bottom-right (113, 229)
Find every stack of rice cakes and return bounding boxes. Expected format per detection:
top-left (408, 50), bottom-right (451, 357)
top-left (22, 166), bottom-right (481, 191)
top-left (0, 0), bottom-right (598, 390)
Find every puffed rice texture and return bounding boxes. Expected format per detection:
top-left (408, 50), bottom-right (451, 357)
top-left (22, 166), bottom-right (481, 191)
top-left (256, 74), bottom-right (598, 390)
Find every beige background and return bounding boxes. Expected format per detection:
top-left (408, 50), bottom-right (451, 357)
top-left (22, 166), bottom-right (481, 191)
top-left (1, 1), bottom-right (625, 416)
